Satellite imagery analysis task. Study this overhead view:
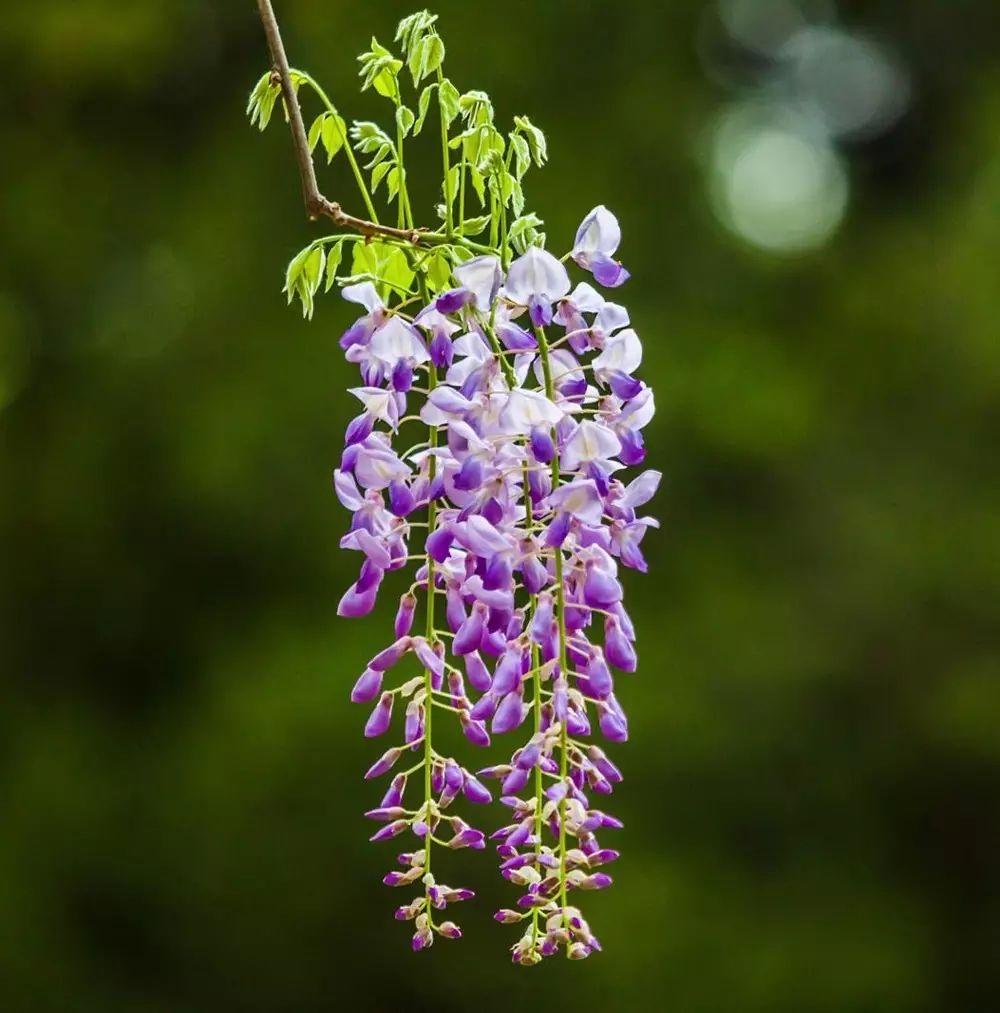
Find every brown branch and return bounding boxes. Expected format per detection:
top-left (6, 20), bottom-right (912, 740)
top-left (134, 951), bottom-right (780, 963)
top-left (254, 0), bottom-right (425, 244)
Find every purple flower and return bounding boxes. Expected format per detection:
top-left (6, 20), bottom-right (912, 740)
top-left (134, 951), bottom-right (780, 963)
top-left (339, 282), bottom-right (388, 350)
top-left (351, 667), bottom-right (383, 703)
top-left (364, 693), bottom-right (394, 738)
top-left (504, 247), bottom-right (571, 327)
top-left (498, 388), bottom-right (563, 435)
top-left (453, 255), bottom-right (503, 310)
top-left (297, 53), bottom-right (658, 954)
top-left (572, 205), bottom-right (630, 288)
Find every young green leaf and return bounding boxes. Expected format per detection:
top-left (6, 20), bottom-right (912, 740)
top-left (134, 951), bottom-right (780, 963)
top-left (460, 90), bottom-right (494, 125)
top-left (371, 161), bottom-right (392, 193)
top-left (444, 164), bottom-right (461, 207)
top-left (423, 34), bottom-right (445, 76)
top-left (253, 81), bottom-right (280, 132)
top-left (508, 213), bottom-right (544, 242)
top-left (351, 241), bottom-right (378, 279)
top-left (508, 176), bottom-right (525, 217)
top-left (386, 166), bottom-right (402, 204)
top-left (302, 246), bottom-right (325, 295)
top-left (372, 64), bottom-right (401, 99)
top-left (382, 246), bottom-right (415, 293)
top-left (459, 215), bottom-right (491, 236)
top-left (407, 40), bottom-right (424, 86)
top-left (284, 244), bottom-right (314, 301)
top-left (246, 72), bottom-right (268, 117)
top-left (396, 10), bottom-right (437, 51)
top-left (414, 83), bottom-right (438, 136)
top-left (426, 250), bottom-right (453, 291)
top-left (321, 113), bottom-right (347, 163)
top-left (438, 78), bottom-right (461, 126)
top-left (514, 115), bottom-right (548, 166)
top-left (510, 132), bottom-right (531, 180)
top-left (324, 240), bottom-right (345, 292)
top-left (307, 113), bottom-right (324, 153)
top-left (395, 105), bottom-right (415, 138)
top-left (468, 165), bottom-right (486, 206)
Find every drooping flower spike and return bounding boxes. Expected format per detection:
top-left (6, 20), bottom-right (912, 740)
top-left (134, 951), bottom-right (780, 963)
top-left (250, 5), bottom-right (658, 961)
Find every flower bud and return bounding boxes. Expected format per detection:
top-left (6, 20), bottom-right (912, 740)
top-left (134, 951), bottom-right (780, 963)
top-left (350, 667), bottom-right (382, 703)
top-left (393, 592), bottom-right (417, 638)
top-left (363, 693), bottom-right (393, 737)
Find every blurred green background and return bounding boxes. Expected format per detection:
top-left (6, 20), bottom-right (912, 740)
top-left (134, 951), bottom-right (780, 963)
top-left (2, 1), bottom-right (999, 1010)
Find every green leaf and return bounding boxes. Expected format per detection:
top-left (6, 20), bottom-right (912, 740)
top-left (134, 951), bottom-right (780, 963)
top-left (369, 36), bottom-right (393, 59)
top-left (247, 72), bottom-right (280, 131)
top-left (351, 122), bottom-right (395, 161)
top-left (407, 39), bottom-right (424, 86)
top-left (307, 114), bottom-right (324, 153)
top-left (351, 241), bottom-right (378, 278)
top-left (246, 72), bottom-right (269, 117)
top-left (509, 212), bottom-right (545, 255)
top-left (439, 78), bottom-right (460, 126)
top-left (444, 164), bottom-right (460, 207)
top-left (346, 242), bottom-right (415, 302)
top-left (382, 247), bottom-right (415, 293)
top-left (283, 246), bottom-right (311, 301)
top-left (255, 83), bottom-right (279, 131)
top-left (511, 226), bottom-right (545, 256)
top-left (468, 165), bottom-right (486, 206)
top-left (371, 161), bottom-right (392, 193)
top-left (321, 113), bottom-right (347, 163)
top-left (386, 166), bottom-right (402, 204)
top-left (358, 38), bottom-right (403, 96)
top-left (509, 213), bottom-right (544, 242)
top-left (324, 241), bottom-right (345, 292)
top-left (364, 145), bottom-right (393, 171)
top-left (460, 90), bottom-right (494, 126)
top-left (459, 215), bottom-right (491, 236)
top-left (510, 133), bottom-right (530, 180)
top-left (397, 11), bottom-right (437, 57)
top-left (372, 64), bottom-right (401, 99)
top-left (483, 148), bottom-right (506, 176)
top-left (303, 246), bottom-right (325, 294)
top-left (514, 115), bottom-right (548, 166)
top-left (426, 251), bottom-right (452, 291)
top-left (395, 104), bottom-right (415, 138)
top-left (508, 177), bottom-right (525, 217)
top-left (395, 12), bottom-right (416, 45)
top-left (282, 244), bottom-right (325, 320)
top-left (414, 83), bottom-right (437, 136)
top-left (423, 34), bottom-right (445, 76)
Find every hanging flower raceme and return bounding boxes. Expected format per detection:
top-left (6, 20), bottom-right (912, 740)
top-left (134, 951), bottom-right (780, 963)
top-left (250, 5), bottom-right (658, 962)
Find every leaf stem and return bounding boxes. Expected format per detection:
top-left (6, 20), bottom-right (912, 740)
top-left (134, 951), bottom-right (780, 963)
top-left (436, 65), bottom-right (453, 236)
top-left (294, 69), bottom-right (380, 222)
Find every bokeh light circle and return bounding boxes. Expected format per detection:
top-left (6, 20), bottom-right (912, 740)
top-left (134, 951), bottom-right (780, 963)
top-left (710, 103), bottom-right (848, 252)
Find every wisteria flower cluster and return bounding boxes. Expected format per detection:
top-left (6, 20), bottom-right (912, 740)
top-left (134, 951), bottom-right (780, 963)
top-left (250, 5), bottom-right (659, 963)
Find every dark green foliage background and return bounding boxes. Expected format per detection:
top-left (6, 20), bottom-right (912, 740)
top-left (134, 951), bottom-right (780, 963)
top-left (1, 2), bottom-right (998, 1010)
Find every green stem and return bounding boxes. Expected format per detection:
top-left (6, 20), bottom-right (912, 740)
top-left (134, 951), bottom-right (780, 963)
top-left (499, 192), bottom-right (509, 265)
top-left (392, 81), bottom-right (410, 231)
top-left (489, 188), bottom-right (499, 249)
top-left (294, 69), bottom-right (379, 223)
top-left (458, 146), bottom-right (467, 235)
top-left (436, 66), bottom-right (453, 236)
top-left (500, 144), bottom-right (515, 267)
